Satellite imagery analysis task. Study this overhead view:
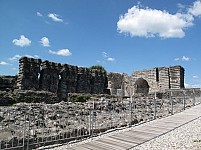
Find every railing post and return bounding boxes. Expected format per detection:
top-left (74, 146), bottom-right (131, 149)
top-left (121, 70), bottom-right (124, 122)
top-left (93, 100), bottom-right (96, 132)
top-left (129, 98), bottom-right (132, 127)
top-left (170, 91), bottom-right (173, 115)
top-left (199, 88), bottom-right (201, 104)
top-left (193, 89), bottom-right (195, 106)
top-left (154, 92), bottom-right (156, 119)
top-left (183, 91), bottom-right (186, 110)
top-left (88, 104), bottom-right (92, 136)
top-left (110, 99), bottom-right (112, 129)
top-left (23, 113), bottom-right (26, 150)
top-left (27, 113), bottom-right (30, 150)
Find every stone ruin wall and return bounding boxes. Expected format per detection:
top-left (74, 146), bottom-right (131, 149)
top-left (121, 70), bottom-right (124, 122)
top-left (16, 57), bottom-right (108, 100)
top-left (0, 56), bottom-right (185, 99)
top-left (107, 66), bottom-right (185, 96)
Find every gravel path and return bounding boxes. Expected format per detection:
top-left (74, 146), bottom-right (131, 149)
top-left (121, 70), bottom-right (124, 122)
top-left (131, 117), bottom-right (201, 150)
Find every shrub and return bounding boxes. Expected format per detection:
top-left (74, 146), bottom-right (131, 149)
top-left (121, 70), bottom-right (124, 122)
top-left (69, 94), bottom-right (91, 103)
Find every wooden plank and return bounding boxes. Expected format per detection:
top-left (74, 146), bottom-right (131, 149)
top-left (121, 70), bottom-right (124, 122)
top-left (147, 123), bottom-right (176, 129)
top-left (145, 125), bottom-right (174, 132)
top-left (81, 143), bottom-right (106, 150)
top-left (97, 138), bottom-right (132, 149)
top-left (92, 141), bottom-right (123, 150)
top-left (108, 135), bottom-right (141, 145)
top-left (126, 130), bottom-right (159, 137)
top-left (110, 134), bottom-right (147, 144)
top-left (98, 136), bottom-right (137, 147)
top-left (133, 125), bottom-right (170, 133)
top-left (68, 145), bottom-right (91, 150)
top-left (119, 131), bottom-right (155, 140)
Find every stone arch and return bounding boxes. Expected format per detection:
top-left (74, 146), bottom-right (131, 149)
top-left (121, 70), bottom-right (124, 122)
top-left (134, 78), bottom-right (149, 95)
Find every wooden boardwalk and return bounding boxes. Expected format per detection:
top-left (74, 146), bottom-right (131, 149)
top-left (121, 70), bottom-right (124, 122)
top-left (67, 104), bottom-right (201, 150)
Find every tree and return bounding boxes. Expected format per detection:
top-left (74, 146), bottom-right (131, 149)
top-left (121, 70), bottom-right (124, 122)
top-left (89, 65), bottom-right (107, 73)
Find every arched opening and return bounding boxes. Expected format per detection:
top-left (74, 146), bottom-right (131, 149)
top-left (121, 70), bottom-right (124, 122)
top-left (134, 78), bottom-right (149, 95)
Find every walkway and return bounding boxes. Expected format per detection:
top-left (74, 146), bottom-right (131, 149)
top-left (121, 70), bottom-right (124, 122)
top-left (66, 104), bottom-right (201, 150)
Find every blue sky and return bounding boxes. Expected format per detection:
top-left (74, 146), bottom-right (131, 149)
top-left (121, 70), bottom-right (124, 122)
top-left (0, 0), bottom-right (201, 88)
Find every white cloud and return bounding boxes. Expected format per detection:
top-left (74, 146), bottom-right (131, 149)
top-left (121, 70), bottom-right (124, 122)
top-left (37, 12), bottom-right (43, 17)
top-left (102, 52), bottom-right (108, 58)
top-left (189, 0), bottom-right (201, 17)
top-left (117, 5), bottom-right (193, 38)
top-left (0, 61), bottom-right (9, 65)
top-left (185, 82), bottom-right (201, 88)
top-left (193, 75), bottom-right (199, 79)
top-left (191, 84), bottom-right (201, 88)
top-left (101, 51), bottom-right (116, 62)
top-left (48, 13), bottom-right (63, 22)
top-left (9, 54), bottom-right (39, 61)
top-left (12, 35), bottom-right (31, 47)
top-left (182, 56), bottom-right (190, 61)
top-left (107, 57), bottom-right (115, 62)
top-left (177, 3), bottom-right (186, 9)
top-left (48, 49), bottom-right (72, 56)
top-left (40, 37), bottom-right (50, 47)
top-left (9, 54), bottom-right (21, 61)
top-left (184, 82), bottom-right (191, 88)
top-left (174, 58), bottom-right (180, 61)
top-left (24, 55), bottom-right (39, 59)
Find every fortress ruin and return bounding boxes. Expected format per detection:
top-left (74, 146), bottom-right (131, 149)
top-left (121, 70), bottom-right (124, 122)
top-left (108, 66), bottom-right (184, 97)
top-left (16, 57), bottom-right (108, 100)
top-left (0, 57), bottom-right (185, 101)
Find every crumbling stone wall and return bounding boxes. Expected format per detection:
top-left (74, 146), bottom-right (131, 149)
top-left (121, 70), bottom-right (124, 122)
top-left (17, 57), bottom-right (42, 90)
top-left (0, 76), bottom-right (16, 91)
top-left (76, 67), bottom-right (91, 93)
top-left (39, 61), bottom-right (62, 93)
top-left (107, 66), bottom-right (185, 96)
top-left (132, 66), bottom-right (184, 94)
top-left (169, 66), bottom-right (185, 89)
top-left (16, 57), bottom-right (108, 100)
top-left (58, 64), bottom-right (78, 100)
top-left (132, 68), bottom-right (159, 93)
top-left (107, 72), bottom-right (124, 96)
top-left (158, 67), bottom-right (170, 90)
top-left (91, 69), bottom-right (107, 94)
top-left (14, 57), bottom-right (185, 99)
top-left (107, 73), bottom-right (131, 97)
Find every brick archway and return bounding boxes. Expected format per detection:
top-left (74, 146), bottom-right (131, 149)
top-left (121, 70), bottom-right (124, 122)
top-left (134, 78), bottom-right (149, 95)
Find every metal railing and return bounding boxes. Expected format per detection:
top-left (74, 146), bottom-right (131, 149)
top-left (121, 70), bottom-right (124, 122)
top-left (0, 89), bottom-right (201, 149)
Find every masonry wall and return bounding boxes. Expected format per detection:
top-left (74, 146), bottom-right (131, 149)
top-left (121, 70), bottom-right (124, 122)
top-left (0, 76), bottom-right (16, 90)
top-left (16, 57), bottom-right (108, 100)
top-left (169, 66), bottom-right (185, 89)
top-left (17, 57), bottom-right (42, 90)
top-left (132, 66), bottom-right (185, 93)
top-left (132, 68), bottom-right (159, 93)
top-left (107, 66), bottom-right (185, 96)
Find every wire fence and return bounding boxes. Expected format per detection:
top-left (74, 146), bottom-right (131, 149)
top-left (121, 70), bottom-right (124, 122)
top-left (0, 89), bottom-right (201, 149)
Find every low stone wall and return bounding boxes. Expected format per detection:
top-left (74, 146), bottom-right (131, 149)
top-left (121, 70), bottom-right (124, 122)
top-left (0, 76), bottom-right (16, 91)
